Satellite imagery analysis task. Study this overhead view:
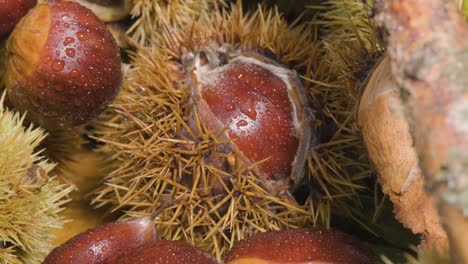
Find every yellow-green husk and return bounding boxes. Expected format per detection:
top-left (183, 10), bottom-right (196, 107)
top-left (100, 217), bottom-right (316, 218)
top-left (0, 94), bottom-right (71, 264)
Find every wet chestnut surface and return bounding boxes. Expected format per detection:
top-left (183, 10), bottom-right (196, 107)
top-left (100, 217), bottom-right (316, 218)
top-left (225, 228), bottom-right (378, 264)
top-left (44, 216), bottom-right (157, 264)
top-left (116, 240), bottom-right (222, 264)
top-left (6, 1), bottom-right (121, 127)
top-left (200, 62), bottom-right (299, 181)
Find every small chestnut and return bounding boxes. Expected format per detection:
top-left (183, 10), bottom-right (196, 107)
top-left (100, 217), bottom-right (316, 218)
top-left (225, 228), bottom-right (378, 264)
top-left (186, 47), bottom-right (314, 195)
top-left (116, 240), bottom-right (223, 264)
top-left (44, 215), bottom-right (158, 264)
top-left (4, 0), bottom-right (122, 128)
top-left (0, 0), bottom-right (37, 37)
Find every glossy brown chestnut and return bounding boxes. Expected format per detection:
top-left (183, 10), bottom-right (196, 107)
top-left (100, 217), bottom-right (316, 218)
top-left (44, 215), bottom-right (158, 264)
top-left (116, 240), bottom-right (223, 264)
top-left (4, 1), bottom-right (122, 128)
top-left (187, 49), bottom-right (314, 195)
top-left (68, 0), bottom-right (132, 22)
top-left (0, 0), bottom-right (37, 37)
top-left (225, 228), bottom-right (378, 264)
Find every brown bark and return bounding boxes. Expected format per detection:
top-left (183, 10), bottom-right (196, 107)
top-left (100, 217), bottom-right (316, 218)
top-left (376, 0), bottom-right (468, 262)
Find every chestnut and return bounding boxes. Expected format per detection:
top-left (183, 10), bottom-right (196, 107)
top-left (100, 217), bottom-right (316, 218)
top-left (44, 215), bottom-right (158, 264)
top-left (225, 228), bottom-right (378, 264)
top-left (67, 0), bottom-right (132, 22)
top-left (186, 48), bottom-right (314, 196)
top-left (116, 240), bottom-right (222, 264)
top-left (4, 0), bottom-right (122, 128)
top-left (0, 0), bottom-right (37, 37)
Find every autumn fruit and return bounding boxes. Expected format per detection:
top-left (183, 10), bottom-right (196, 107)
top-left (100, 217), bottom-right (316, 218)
top-left (44, 215), bottom-right (158, 264)
top-left (4, 0), bottom-right (122, 128)
top-left (67, 0), bottom-right (132, 22)
top-left (186, 49), bottom-right (314, 196)
top-left (225, 228), bottom-right (378, 264)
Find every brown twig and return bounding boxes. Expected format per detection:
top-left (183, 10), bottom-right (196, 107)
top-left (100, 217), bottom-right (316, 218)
top-left (376, 0), bottom-right (468, 262)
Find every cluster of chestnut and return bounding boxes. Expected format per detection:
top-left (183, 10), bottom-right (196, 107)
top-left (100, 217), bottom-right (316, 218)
top-left (0, 0), bottom-right (126, 128)
top-left (0, 1), bottom-right (380, 263)
top-left (44, 214), bottom-right (378, 264)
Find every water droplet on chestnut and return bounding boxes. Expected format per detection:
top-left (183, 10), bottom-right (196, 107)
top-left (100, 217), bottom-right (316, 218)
top-left (225, 228), bottom-right (378, 264)
top-left (63, 36), bottom-right (75, 45)
top-left (52, 59), bottom-right (65, 71)
top-left (0, 0), bottom-right (37, 37)
top-left (4, 0), bottom-right (122, 128)
top-left (44, 215), bottom-right (158, 264)
top-left (65, 48), bottom-right (76, 58)
top-left (236, 119), bottom-right (248, 127)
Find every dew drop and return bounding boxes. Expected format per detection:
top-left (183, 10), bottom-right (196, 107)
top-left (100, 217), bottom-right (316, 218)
top-left (236, 119), bottom-right (248, 127)
top-left (63, 37), bottom-right (75, 45)
top-left (77, 31), bottom-right (90, 41)
top-left (52, 60), bottom-right (65, 72)
top-left (65, 48), bottom-right (75, 58)
top-left (70, 69), bottom-right (79, 77)
top-left (224, 103), bottom-right (235, 112)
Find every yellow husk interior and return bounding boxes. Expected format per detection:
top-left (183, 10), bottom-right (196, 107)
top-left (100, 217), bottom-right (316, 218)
top-left (0, 94), bottom-right (71, 264)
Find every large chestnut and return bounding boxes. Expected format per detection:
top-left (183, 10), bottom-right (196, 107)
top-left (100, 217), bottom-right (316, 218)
top-left (185, 48), bottom-right (314, 196)
top-left (4, 0), bottom-right (122, 128)
top-left (44, 215), bottom-right (158, 264)
top-left (225, 228), bottom-right (378, 264)
top-left (0, 0), bottom-right (37, 37)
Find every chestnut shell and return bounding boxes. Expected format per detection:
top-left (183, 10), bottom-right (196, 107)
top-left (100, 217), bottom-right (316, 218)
top-left (225, 228), bottom-right (378, 264)
top-left (44, 216), bottom-right (157, 264)
top-left (5, 1), bottom-right (122, 128)
top-left (116, 240), bottom-right (222, 264)
top-left (187, 51), bottom-right (314, 195)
